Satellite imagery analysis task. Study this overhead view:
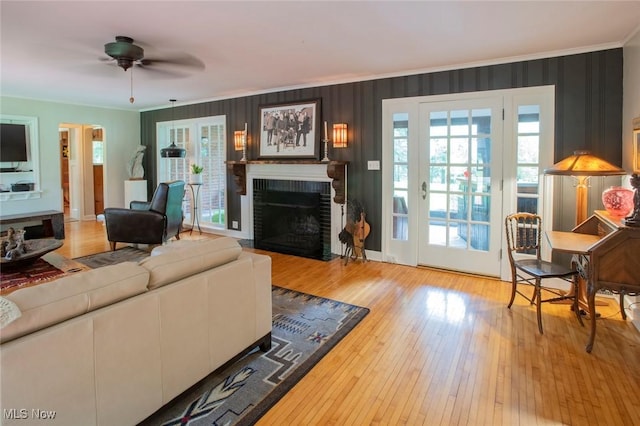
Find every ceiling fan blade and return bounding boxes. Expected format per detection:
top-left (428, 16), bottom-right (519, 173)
top-left (135, 63), bottom-right (188, 78)
top-left (141, 54), bottom-right (205, 71)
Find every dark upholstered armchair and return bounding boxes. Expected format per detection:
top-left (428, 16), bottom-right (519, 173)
top-left (104, 180), bottom-right (185, 251)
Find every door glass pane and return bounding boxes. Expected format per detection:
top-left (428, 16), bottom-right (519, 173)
top-left (469, 224), bottom-right (489, 250)
top-left (394, 137), bottom-right (408, 162)
top-left (429, 166), bottom-right (447, 189)
top-left (450, 110), bottom-right (469, 136)
top-left (450, 193), bottom-right (465, 220)
top-left (392, 113), bottom-right (409, 240)
top-left (450, 138), bottom-right (469, 163)
top-left (471, 195), bottom-right (490, 221)
top-left (429, 193), bottom-right (446, 219)
top-left (430, 138), bottom-right (447, 162)
top-left (393, 190), bottom-right (408, 240)
top-left (394, 165), bottom-right (408, 189)
top-left (517, 105), bottom-right (541, 215)
top-left (427, 109), bottom-right (492, 252)
top-left (429, 220), bottom-right (446, 245)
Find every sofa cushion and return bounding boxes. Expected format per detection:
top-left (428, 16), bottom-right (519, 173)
top-left (0, 261), bottom-right (149, 343)
top-left (140, 238), bottom-right (242, 290)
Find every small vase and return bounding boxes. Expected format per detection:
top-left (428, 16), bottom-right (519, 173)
top-left (601, 186), bottom-right (634, 216)
top-left (190, 174), bottom-right (202, 184)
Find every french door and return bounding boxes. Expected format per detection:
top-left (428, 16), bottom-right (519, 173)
top-left (418, 98), bottom-right (503, 276)
top-left (382, 86), bottom-right (555, 278)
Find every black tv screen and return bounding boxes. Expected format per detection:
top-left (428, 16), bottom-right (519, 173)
top-left (0, 123), bottom-right (29, 162)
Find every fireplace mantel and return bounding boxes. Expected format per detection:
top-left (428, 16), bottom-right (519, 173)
top-left (226, 160), bottom-right (347, 201)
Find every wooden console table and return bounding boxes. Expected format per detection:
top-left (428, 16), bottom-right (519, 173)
top-left (0, 210), bottom-right (65, 239)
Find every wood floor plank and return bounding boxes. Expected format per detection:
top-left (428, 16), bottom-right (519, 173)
top-left (56, 221), bottom-right (640, 426)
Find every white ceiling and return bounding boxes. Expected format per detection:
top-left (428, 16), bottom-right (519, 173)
top-left (1, 1), bottom-right (639, 112)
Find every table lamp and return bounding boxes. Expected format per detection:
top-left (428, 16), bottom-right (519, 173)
top-left (544, 150), bottom-right (626, 225)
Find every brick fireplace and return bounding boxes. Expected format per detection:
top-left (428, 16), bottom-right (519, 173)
top-left (246, 163), bottom-right (345, 259)
top-left (253, 179), bottom-right (331, 260)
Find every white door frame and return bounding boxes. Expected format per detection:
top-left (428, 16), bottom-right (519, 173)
top-left (382, 86), bottom-right (555, 279)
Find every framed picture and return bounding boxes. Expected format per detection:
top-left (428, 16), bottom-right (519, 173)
top-left (258, 99), bottom-right (321, 159)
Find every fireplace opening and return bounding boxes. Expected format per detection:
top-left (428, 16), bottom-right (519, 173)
top-left (253, 179), bottom-right (331, 260)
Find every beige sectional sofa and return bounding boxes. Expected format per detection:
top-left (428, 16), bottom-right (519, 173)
top-left (0, 237), bottom-right (272, 425)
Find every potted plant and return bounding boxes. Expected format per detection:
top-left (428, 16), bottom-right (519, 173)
top-left (190, 164), bottom-right (204, 184)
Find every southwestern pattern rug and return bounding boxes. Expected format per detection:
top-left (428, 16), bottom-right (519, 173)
top-left (138, 286), bottom-right (369, 426)
top-left (73, 246), bottom-right (150, 268)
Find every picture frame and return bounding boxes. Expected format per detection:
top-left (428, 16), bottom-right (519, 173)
top-left (258, 99), bottom-right (321, 159)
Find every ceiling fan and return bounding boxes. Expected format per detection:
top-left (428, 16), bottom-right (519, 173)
top-left (102, 35), bottom-right (204, 104)
top-left (103, 35), bottom-right (204, 74)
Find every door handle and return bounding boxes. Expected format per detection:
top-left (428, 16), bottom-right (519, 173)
top-left (421, 181), bottom-right (427, 200)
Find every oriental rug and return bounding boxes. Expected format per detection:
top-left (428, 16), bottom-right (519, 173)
top-left (0, 257), bottom-right (65, 294)
top-left (138, 286), bottom-right (369, 426)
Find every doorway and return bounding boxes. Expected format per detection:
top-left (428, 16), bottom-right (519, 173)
top-left (59, 124), bottom-right (105, 221)
top-left (382, 86), bottom-right (555, 279)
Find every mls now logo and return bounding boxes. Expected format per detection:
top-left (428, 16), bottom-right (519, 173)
top-left (3, 409), bottom-right (28, 419)
top-left (4, 408), bottom-right (57, 420)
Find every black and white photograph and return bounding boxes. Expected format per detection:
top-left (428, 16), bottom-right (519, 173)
top-left (258, 100), bottom-right (320, 159)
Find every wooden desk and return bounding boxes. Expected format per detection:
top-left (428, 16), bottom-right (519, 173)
top-left (548, 210), bottom-right (640, 352)
top-left (546, 231), bottom-right (601, 255)
top-left (545, 230), bottom-right (601, 313)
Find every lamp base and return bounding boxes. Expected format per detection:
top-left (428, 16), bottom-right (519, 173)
top-left (623, 173), bottom-right (640, 227)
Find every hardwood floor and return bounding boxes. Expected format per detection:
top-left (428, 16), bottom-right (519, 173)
top-left (58, 220), bottom-right (640, 425)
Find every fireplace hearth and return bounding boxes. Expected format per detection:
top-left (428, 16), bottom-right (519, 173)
top-left (253, 179), bottom-right (331, 260)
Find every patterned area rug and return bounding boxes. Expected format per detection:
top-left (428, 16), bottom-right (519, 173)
top-left (0, 258), bottom-right (65, 294)
top-left (73, 246), bottom-right (150, 268)
top-left (138, 286), bottom-right (369, 426)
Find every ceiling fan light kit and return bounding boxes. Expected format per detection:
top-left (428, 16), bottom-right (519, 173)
top-left (104, 36), bottom-right (144, 71)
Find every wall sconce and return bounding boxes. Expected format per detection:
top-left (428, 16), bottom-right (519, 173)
top-left (544, 150), bottom-right (626, 225)
top-left (234, 123), bottom-right (247, 161)
top-left (333, 123), bottom-right (348, 148)
top-left (160, 99), bottom-right (187, 158)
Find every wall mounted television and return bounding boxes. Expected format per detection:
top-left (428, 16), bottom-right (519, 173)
top-left (0, 123), bottom-right (30, 164)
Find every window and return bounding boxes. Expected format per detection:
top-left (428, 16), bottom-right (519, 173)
top-left (516, 105), bottom-right (541, 214)
top-left (157, 116), bottom-right (227, 230)
top-left (392, 113), bottom-right (409, 241)
top-left (92, 141), bottom-right (103, 164)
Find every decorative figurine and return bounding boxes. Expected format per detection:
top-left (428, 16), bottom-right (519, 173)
top-left (624, 173), bottom-right (640, 227)
top-left (128, 145), bottom-right (146, 179)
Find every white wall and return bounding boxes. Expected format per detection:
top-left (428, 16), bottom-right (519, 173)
top-left (0, 97), bottom-right (140, 216)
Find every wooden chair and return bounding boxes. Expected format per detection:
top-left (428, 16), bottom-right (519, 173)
top-left (504, 213), bottom-right (584, 334)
